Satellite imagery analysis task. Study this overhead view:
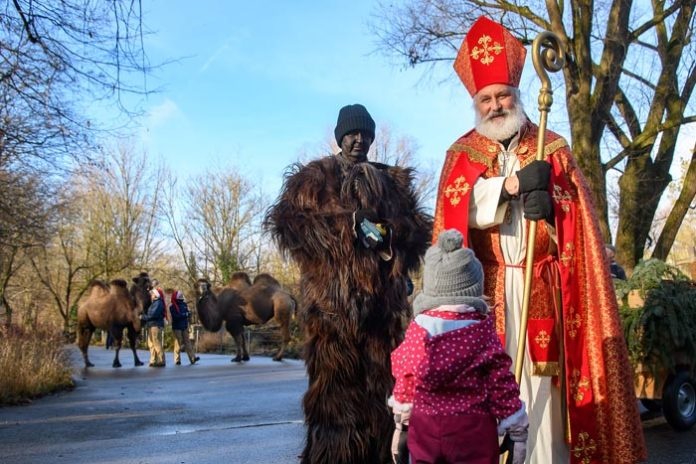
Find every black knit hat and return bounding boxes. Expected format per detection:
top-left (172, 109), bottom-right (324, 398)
top-left (334, 104), bottom-right (376, 145)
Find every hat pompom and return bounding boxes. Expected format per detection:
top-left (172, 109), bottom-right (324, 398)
top-left (438, 229), bottom-right (463, 253)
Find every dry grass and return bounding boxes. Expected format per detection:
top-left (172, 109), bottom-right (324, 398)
top-left (0, 324), bottom-right (75, 405)
top-left (194, 319), bottom-right (303, 359)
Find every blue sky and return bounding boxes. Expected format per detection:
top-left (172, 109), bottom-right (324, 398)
top-left (115, 1), bottom-right (477, 201)
top-left (99, 0), bottom-right (694, 212)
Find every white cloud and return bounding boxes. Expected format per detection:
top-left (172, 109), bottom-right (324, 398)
top-left (147, 98), bottom-right (182, 129)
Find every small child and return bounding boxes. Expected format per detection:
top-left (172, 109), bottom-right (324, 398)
top-left (390, 229), bottom-right (528, 464)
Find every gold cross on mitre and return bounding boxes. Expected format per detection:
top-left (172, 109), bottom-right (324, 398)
top-left (470, 34), bottom-right (503, 65)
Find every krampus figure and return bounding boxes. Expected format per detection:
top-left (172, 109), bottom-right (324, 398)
top-left (265, 104), bottom-right (431, 463)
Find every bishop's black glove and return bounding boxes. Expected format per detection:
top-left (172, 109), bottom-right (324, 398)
top-left (517, 160), bottom-right (551, 193)
top-left (523, 190), bottom-right (554, 223)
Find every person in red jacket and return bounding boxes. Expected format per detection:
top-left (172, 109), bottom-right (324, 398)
top-left (390, 229), bottom-right (527, 464)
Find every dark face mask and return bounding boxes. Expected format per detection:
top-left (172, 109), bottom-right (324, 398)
top-left (339, 130), bottom-right (373, 163)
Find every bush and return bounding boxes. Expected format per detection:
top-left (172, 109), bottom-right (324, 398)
top-left (0, 324), bottom-right (75, 405)
top-left (618, 259), bottom-right (696, 378)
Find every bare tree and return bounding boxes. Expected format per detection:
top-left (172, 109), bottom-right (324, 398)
top-left (371, 0), bottom-right (696, 270)
top-left (27, 144), bottom-right (165, 334)
top-left (164, 165), bottom-right (266, 286)
top-left (1, 1), bottom-right (155, 328)
top-left (0, 0), bottom-right (152, 170)
top-left (656, 152), bottom-right (696, 272)
top-left (0, 168), bottom-right (51, 326)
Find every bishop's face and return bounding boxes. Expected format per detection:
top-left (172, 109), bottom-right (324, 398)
top-left (339, 129), bottom-right (373, 163)
top-left (474, 83), bottom-right (525, 141)
top-left (475, 83), bottom-right (517, 120)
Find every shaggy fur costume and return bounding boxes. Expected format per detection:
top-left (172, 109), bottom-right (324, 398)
top-left (265, 154), bottom-right (432, 464)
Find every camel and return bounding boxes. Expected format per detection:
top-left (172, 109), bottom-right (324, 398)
top-left (195, 272), bottom-right (296, 362)
top-left (77, 272), bottom-right (152, 368)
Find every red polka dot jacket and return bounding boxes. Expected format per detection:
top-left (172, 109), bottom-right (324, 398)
top-left (391, 305), bottom-right (526, 431)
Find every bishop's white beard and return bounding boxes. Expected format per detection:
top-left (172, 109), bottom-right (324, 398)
top-left (475, 103), bottom-right (527, 142)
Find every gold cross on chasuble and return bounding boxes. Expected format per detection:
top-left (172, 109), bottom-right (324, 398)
top-left (444, 175), bottom-right (471, 207)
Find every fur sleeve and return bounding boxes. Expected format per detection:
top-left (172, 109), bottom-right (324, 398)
top-left (265, 157), bottom-right (432, 285)
top-left (380, 165), bottom-right (433, 274)
top-left (264, 157), bottom-right (355, 267)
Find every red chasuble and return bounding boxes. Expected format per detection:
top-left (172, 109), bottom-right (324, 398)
top-left (432, 122), bottom-right (646, 464)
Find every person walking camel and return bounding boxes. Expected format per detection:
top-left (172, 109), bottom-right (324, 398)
top-left (169, 290), bottom-right (200, 366)
top-left (141, 287), bottom-right (166, 367)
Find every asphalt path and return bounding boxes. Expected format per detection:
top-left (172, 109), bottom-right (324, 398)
top-left (0, 346), bottom-right (306, 464)
top-left (1, 345), bottom-right (695, 463)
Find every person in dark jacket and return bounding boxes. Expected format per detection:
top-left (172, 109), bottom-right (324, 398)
top-left (141, 287), bottom-right (166, 367)
top-left (605, 244), bottom-right (627, 280)
top-left (169, 290), bottom-right (199, 365)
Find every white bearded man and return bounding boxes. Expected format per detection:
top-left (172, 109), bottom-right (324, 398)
top-left (432, 16), bottom-right (646, 464)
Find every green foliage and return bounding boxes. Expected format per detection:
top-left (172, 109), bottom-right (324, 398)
top-left (615, 258), bottom-right (688, 302)
top-left (619, 259), bottom-right (696, 378)
top-left (217, 251), bottom-right (239, 284)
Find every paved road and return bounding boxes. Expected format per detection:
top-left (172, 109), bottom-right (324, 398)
top-left (1, 346), bottom-right (306, 464)
top-left (0, 346), bottom-right (695, 463)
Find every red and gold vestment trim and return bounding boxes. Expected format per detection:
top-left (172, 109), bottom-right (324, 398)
top-left (432, 123), bottom-right (647, 463)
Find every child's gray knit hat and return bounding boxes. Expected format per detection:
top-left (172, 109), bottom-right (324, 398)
top-left (412, 229), bottom-right (486, 314)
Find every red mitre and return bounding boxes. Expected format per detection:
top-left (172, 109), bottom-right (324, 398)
top-left (453, 16), bottom-right (527, 96)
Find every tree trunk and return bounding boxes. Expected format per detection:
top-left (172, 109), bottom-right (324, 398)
top-left (616, 147), bottom-right (671, 272)
top-left (566, 77), bottom-right (612, 241)
top-left (653, 146), bottom-right (696, 260)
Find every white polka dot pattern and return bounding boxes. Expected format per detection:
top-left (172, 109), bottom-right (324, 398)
top-left (391, 308), bottom-right (522, 420)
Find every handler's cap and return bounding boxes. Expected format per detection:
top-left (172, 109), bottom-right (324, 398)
top-left (334, 104), bottom-right (376, 145)
top-left (453, 16), bottom-right (527, 97)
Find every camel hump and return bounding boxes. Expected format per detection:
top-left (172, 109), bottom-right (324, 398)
top-left (109, 279), bottom-right (128, 289)
top-left (228, 271), bottom-right (252, 288)
top-left (86, 279), bottom-right (110, 296)
top-left (253, 273), bottom-right (280, 288)
top-left (109, 279), bottom-right (132, 298)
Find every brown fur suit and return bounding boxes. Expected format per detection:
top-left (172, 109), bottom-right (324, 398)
top-left (265, 154), bottom-right (432, 463)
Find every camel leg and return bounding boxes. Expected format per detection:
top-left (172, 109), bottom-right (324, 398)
top-left (241, 332), bottom-right (250, 361)
top-left (230, 332), bottom-right (249, 363)
top-left (77, 325), bottom-right (95, 368)
top-left (226, 321), bottom-right (246, 363)
top-left (273, 315), bottom-right (291, 362)
top-left (126, 327), bottom-right (144, 366)
top-left (112, 332), bottom-right (123, 368)
top-left (230, 333), bottom-right (242, 363)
